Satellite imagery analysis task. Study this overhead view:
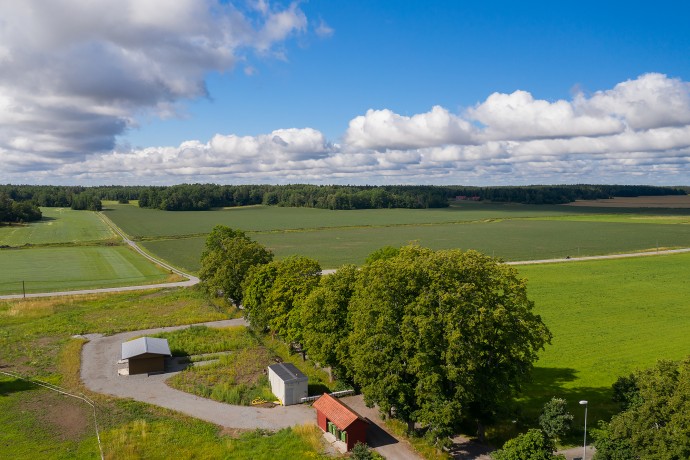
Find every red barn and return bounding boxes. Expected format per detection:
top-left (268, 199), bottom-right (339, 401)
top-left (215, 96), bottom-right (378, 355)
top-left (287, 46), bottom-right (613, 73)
top-left (312, 393), bottom-right (369, 451)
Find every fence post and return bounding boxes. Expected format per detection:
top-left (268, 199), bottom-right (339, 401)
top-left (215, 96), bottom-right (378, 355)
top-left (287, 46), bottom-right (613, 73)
top-left (22, 280), bottom-right (26, 299)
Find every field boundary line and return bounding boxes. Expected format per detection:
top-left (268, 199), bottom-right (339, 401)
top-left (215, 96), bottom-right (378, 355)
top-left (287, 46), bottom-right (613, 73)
top-left (506, 247), bottom-right (690, 265)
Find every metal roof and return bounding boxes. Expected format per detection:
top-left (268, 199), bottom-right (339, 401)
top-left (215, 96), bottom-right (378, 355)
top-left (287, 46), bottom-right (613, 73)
top-left (268, 362), bottom-right (308, 383)
top-left (121, 337), bottom-right (172, 360)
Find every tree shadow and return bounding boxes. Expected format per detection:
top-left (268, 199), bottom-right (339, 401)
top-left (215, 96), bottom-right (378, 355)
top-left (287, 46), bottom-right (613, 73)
top-left (364, 418), bottom-right (399, 448)
top-left (308, 383), bottom-right (330, 395)
top-left (515, 366), bottom-right (615, 446)
top-left (0, 377), bottom-right (36, 396)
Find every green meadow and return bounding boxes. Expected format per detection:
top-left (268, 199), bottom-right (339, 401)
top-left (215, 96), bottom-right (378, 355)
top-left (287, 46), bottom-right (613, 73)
top-left (0, 246), bottom-right (172, 295)
top-left (515, 252), bottom-right (690, 440)
top-left (0, 207), bottom-right (116, 246)
top-left (0, 289), bottom-right (327, 459)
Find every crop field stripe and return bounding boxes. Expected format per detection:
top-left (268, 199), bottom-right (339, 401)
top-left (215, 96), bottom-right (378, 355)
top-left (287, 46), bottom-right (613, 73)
top-left (140, 218), bottom-right (690, 272)
top-left (0, 246), bottom-right (171, 295)
top-left (0, 208), bottom-right (117, 246)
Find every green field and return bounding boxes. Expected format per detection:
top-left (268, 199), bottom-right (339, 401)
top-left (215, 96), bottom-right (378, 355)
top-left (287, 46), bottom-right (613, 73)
top-left (0, 246), bottom-right (173, 295)
top-left (0, 289), bottom-right (327, 459)
top-left (103, 202), bottom-right (616, 238)
top-left (141, 217), bottom-right (690, 272)
top-left (516, 252), bottom-right (690, 437)
top-left (0, 208), bottom-right (116, 246)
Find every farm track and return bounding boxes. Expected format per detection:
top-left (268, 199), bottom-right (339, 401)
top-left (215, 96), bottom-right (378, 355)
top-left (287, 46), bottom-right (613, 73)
top-left (0, 213), bottom-right (199, 300)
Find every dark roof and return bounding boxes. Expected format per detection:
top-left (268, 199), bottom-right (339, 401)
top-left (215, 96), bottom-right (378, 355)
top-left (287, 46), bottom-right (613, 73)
top-left (312, 393), bottom-right (368, 430)
top-left (122, 337), bottom-right (171, 360)
top-left (268, 362), bottom-right (308, 383)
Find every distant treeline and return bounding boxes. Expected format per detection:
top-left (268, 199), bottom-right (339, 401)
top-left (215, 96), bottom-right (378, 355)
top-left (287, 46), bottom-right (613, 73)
top-left (0, 185), bottom-right (103, 211)
top-left (0, 193), bottom-right (42, 223)
top-left (0, 183), bottom-right (685, 211)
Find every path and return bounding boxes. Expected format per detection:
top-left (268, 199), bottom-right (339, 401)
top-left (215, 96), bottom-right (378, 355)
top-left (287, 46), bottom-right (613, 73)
top-left (80, 318), bottom-right (314, 430)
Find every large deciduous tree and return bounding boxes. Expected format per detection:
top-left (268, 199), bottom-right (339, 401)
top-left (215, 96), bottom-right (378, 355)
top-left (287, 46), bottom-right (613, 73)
top-left (593, 357), bottom-right (690, 460)
top-left (348, 245), bottom-right (551, 442)
top-left (198, 225), bottom-right (273, 306)
top-left (298, 264), bottom-right (359, 380)
top-left (241, 255), bottom-right (321, 340)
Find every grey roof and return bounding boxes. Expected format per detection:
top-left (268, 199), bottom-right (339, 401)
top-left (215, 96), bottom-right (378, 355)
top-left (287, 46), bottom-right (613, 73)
top-left (268, 362), bottom-right (308, 383)
top-left (122, 337), bottom-right (171, 360)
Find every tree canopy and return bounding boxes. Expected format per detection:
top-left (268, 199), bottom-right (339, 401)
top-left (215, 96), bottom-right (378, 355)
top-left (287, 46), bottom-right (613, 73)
top-left (593, 357), bottom-right (690, 459)
top-left (198, 225), bottom-right (273, 305)
top-left (0, 192), bottom-right (42, 223)
top-left (241, 255), bottom-right (321, 340)
top-left (492, 429), bottom-right (565, 460)
top-left (347, 245), bottom-right (552, 442)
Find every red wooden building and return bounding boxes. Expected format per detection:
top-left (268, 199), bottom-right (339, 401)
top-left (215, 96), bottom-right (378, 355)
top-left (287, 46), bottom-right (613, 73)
top-left (312, 393), bottom-right (369, 451)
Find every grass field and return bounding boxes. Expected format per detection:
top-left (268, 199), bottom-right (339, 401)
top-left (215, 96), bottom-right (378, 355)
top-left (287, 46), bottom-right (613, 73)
top-left (141, 218), bottom-right (690, 271)
top-left (515, 252), bottom-right (690, 442)
top-left (0, 288), bottom-right (328, 459)
top-left (0, 208), bottom-right (116, 246)
top-left (0, 246), bottom-right (173, 295)
top-left (101, 202), bottom-right (690, 272)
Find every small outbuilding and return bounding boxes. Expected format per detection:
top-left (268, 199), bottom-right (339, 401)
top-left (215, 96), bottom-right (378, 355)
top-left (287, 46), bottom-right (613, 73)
top-left (312, 393), bottom-right (369, 451)
top-left (121, 337), bottom-right (171, 375)
top-left (267, 362), bottom-right (308, 406)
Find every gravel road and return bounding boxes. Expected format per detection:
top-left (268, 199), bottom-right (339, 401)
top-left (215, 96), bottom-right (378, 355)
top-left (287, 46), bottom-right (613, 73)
top-left (80, 318), bottom-right (314, 430)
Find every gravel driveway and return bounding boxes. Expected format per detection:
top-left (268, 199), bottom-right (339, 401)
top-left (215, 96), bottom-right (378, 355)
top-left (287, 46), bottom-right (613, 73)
top-left (80, 318), bottom-right (314, 430)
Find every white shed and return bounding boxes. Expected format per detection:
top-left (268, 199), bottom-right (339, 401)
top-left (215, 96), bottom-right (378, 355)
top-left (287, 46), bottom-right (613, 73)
top-left (267, 362), bottom-right (308, 406)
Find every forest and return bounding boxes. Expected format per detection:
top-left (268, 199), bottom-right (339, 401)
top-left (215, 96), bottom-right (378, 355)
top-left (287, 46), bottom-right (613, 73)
top-left (0, 183), bottom-right (685, 212)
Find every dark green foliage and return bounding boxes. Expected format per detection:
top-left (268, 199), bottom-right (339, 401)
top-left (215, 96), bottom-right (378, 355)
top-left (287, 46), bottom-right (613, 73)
top-left (0, 192), bottom-right (42, 223)
top-left (3, 183), bottom-right (683, 212)
top-left (538, 397), bottom-right (573, 443)
top-left (198, 225), bottom-right (273, 305)
top-left (611, 375), bottom-right (641, 410)
top-left (241, 255), bottom-right (321, 340)
top-left (70, 193), bottom-right (102, 211)
top-left (364, 245), bottom-right (400, 264)
top-left (298, 265), bottom-right (358, 378)
top-left (492, 429), bottom-right (565, 460)
top-left (350, 442), bottom-right (383, 460)
top-left (348, 245), bottom-right (552, 442)
top-left (593, 357), bottom-right (690, 460)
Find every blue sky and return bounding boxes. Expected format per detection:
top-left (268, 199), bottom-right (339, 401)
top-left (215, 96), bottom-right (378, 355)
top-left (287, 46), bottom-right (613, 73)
top-left (2, 1), bottom-right (690, 185)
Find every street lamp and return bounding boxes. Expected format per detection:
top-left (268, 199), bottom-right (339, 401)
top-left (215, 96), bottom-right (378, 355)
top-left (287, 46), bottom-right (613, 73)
top-left (580, 400), bottom-right (588, 460)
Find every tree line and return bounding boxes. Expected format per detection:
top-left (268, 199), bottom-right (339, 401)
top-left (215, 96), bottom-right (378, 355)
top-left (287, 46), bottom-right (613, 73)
top-left (1, 183), bottom-right (685, 211)
top-left (0, 192), bottom-right (42, 224)
top-left (199, 226), bottom-right (552, 446)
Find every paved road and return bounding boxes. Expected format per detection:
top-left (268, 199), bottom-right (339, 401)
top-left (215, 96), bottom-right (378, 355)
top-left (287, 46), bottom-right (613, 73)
top-left (80, 318), bottom-right (315, 430)
top-left (340, 395), bottom-right (423, 460)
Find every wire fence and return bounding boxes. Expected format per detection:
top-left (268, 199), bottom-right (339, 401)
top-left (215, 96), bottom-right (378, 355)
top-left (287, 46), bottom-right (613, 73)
top-left (0, 370), bottom-right (104, 460)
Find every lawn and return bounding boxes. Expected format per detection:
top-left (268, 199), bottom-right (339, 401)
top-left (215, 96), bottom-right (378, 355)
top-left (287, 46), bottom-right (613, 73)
top-left (0, 246), bottom-right (174, 295)
top-left (0, 289), bottom-right (329, 459)
top-left (0, 208), bottom-right (116, 246)
top-left (515, 252), bottom-right (690, 442)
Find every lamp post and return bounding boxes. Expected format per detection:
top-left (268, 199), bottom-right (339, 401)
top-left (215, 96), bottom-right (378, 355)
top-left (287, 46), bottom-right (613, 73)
top-left (580, 400), bottom-right (588, 460)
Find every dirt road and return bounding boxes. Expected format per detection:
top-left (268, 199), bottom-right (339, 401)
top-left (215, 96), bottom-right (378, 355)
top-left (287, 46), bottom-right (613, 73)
top-left (80, 318), bottom-right (314, 430)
